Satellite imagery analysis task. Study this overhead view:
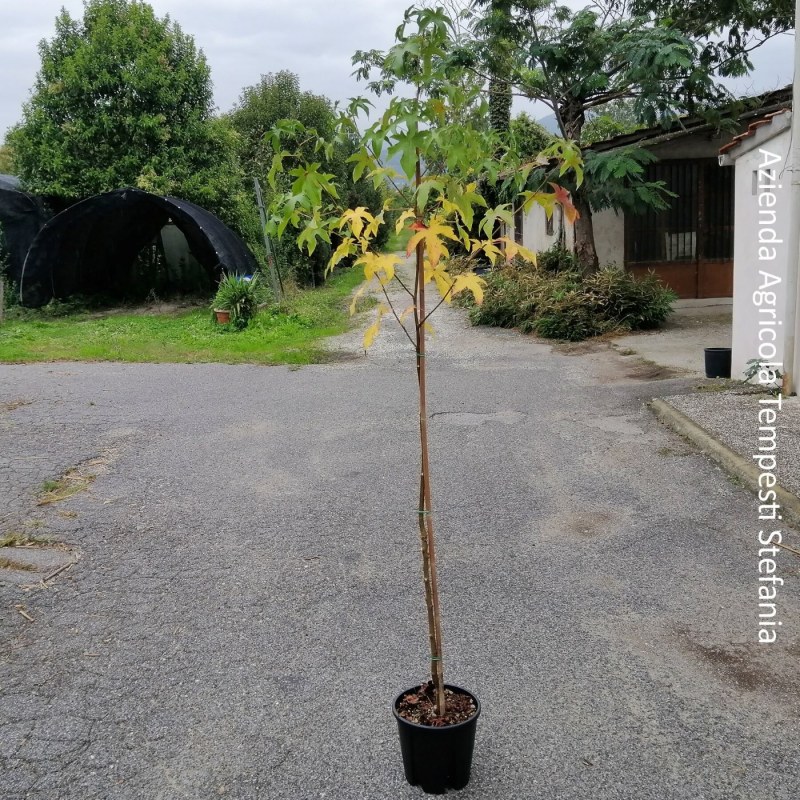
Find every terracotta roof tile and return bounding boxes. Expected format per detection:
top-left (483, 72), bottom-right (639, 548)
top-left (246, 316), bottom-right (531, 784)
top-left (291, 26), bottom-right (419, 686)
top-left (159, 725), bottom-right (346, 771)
top-left (719, 109), bottom-right (790, 154)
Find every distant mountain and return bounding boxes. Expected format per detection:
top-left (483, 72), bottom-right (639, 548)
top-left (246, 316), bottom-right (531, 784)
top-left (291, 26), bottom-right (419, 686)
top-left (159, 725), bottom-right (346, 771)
top-left (536, 114), bottom-right (560, 135)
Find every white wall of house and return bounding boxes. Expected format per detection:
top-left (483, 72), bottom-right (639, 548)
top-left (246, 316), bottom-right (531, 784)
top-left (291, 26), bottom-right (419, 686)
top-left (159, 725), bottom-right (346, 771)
top-left (592, 207), bottom-right (624, 265)
top-left (518, 204), bottom-right (569, 253)
top-left (721, 114), bottom-right (792, 381)
top-left (511, 203), bottom-right (624, 266)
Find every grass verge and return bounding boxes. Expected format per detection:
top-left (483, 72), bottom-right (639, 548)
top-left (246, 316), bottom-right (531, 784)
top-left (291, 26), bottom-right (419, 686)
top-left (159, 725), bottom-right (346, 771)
top-left (0, 267), bottom-right (365, 365)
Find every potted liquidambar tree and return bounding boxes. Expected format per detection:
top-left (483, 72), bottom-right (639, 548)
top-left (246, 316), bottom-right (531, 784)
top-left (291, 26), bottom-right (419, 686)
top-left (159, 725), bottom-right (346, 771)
top-left (268, 7), bottom-right (581, 793)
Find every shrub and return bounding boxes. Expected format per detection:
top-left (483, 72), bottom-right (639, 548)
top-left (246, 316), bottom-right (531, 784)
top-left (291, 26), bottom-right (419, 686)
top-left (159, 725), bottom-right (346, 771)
top-left (212, 272), bottom-right (264, 327)
top-left (531, 292), bottom-right (616, 340)
top-left (535, 243), bottom-right (582, 274)
top-left (583, 266), bottom-right (676, 330)
top-left (467, 258), bottom-right (676, 341)
top-left (274, 235), bottom-right (331, 288)
top-left (468, 269), bottom-right (530, 328)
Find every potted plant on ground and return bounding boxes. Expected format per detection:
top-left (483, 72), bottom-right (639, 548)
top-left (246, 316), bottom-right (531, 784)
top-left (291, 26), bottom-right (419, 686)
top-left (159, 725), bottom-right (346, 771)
top-left (268, 7), bottom-right (581, 792)
top-left (212, 271), bottom-right (260, 328)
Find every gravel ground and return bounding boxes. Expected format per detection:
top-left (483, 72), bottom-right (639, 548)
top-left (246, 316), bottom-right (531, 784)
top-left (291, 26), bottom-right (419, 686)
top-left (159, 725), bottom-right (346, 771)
top-left (1, 271), bottom-right (799, 799)
top-left (662, 390), bottom-right (800, 498)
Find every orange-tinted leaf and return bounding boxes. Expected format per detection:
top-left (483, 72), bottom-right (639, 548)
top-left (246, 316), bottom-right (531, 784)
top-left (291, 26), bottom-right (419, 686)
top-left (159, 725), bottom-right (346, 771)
top-left (549, 183), bottom-right (580, 225)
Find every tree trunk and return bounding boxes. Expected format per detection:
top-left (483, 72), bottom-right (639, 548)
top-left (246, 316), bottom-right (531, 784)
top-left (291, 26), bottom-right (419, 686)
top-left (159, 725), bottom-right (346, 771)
top-left (573, 187), bottom-right (599, 272)
top-left (561, 106), bottom-right (599, 272)
top-left (489, 75), bottom-right (512, 137)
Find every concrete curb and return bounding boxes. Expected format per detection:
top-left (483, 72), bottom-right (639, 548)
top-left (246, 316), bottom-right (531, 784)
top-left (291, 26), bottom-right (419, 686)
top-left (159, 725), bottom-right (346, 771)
top-left (650, 397), bottom-right (800, 530)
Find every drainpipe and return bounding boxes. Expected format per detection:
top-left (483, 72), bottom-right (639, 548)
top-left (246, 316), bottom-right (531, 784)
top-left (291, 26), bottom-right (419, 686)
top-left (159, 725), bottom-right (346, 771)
top-left (783, 0), bottom-right (800, 396)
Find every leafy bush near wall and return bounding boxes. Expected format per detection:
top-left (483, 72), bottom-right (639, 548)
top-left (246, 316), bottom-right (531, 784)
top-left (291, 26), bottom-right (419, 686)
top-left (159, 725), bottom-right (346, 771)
top-left (467, 249), bottom-right (676, 341)
top-left (535, 244), bottom-right (582, 274)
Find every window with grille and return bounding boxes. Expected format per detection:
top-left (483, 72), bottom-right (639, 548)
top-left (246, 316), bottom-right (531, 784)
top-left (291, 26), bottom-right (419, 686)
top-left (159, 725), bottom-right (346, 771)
top-left (545, 208), bottom-right (554, 237)
top-left (626, 159), bottom-right (733, 264)
top-left (514, 206), bottom-right (524, 244)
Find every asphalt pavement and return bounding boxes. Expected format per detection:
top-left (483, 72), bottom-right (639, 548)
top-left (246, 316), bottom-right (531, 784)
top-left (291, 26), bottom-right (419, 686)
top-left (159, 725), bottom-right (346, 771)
top-left (1, 288), bottom-right (798, 799)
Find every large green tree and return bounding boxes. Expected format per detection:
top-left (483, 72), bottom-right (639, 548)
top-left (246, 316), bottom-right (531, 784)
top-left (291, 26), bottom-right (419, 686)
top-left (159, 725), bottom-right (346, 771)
top-left (228, 71), bottom-right (387, 284)
top-left (468, 0), bottom-right (782, 269)
top-left (632, 0), bottom-right (793, 71)
top-left (0, 145), bottom-right (14, 174)
top-left (8, 0), bottom-right (257, 245)
top-left (228, 71), bottom-right (336, 176)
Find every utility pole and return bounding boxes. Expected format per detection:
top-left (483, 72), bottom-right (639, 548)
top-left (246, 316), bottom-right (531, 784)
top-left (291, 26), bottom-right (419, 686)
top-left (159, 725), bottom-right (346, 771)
top-left (782, 0), bottom-right (800, 395)
top-left (253, 177), bottom-right (284, 302)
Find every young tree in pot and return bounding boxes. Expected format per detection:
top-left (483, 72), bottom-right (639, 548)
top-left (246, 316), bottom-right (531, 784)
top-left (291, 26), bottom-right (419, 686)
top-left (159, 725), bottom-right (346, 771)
top-left (268, 6), bottom-right (581, 792)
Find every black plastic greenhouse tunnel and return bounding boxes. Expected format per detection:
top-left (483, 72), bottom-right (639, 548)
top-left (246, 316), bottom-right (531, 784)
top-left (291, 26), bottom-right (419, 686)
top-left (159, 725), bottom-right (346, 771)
top-left (0, 174), bottom-right (50, 289)
top-left (19, 188), bottom-right (258, 307)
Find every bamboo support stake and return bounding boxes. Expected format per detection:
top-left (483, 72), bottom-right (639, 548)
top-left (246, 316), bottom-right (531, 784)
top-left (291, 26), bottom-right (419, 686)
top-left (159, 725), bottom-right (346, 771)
top-left (414, 152), bottom-right (446, 716)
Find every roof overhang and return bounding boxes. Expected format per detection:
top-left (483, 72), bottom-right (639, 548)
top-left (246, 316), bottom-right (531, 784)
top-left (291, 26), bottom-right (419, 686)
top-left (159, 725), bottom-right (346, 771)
top-left (718, 110), bottom-right (792, 166)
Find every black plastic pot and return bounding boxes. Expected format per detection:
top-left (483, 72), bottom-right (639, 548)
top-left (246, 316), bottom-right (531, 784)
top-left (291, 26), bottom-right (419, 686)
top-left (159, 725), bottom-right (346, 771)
top-left (393, 685), bottom-right (480, 795)
top-left (704, 347), bottom-right (732, 379)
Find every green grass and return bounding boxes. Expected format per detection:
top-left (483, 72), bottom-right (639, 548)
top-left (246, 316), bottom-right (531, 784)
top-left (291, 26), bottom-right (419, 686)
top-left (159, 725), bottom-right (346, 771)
top-left (383, 225), bottom-right (413, 254)
top-left (0, 267), bottom-right (366, 365)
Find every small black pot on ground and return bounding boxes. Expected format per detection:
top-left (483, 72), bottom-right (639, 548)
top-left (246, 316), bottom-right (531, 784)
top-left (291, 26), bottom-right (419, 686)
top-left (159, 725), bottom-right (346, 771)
top-left (393, 685), bottom-right (480, 795)
top-left (704, 347), bottom-right (732, 379)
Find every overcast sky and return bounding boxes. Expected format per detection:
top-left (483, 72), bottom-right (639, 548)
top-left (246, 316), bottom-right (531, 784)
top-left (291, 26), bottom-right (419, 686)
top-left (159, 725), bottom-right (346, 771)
top-left (0, 0), bottom-right (794, 143)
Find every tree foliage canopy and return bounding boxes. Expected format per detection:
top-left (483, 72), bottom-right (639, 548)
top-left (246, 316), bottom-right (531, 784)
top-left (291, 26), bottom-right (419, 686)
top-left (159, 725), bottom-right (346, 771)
top-left (7, 0), bottom-right (258, 247)
top-left (9, 0), bottom-right (213, 197)
top-left (228, 71), bottom-right (336, 174)
top-left (0, 145), bottom-right (14, 174)
top-left (463, 0), bottom-right (780, 267)
top-left (631, 0), bottom-right (793, 77)
top-left (229, 70), bottom-right (389, 283)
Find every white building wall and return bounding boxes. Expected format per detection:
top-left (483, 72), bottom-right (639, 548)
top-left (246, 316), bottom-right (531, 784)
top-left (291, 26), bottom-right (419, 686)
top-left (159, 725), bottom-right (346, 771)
top-left (728, 127), bottom-right (791, 380)
top-left (591, 207), bottom-right (624, 266)
top-left (519, 203), bottom-right (566, 253)
top-left (514, 203), bottom-right (622, 266)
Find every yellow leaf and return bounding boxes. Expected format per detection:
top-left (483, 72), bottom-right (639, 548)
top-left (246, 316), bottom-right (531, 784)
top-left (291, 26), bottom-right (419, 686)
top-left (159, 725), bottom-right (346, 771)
top-left (517, 245), bottom-right (537, 264)
top-left (451, 272), bottom-right (486, 305)
top-left (328, 237), bottom-right (356, 273)
top-left (357, 252), bottom-right (401, 286)
top-left (498, 238), bottom-right (537, 265)
top-left (399, 303), bottom-right (417, 322)
top-left (338, 207), bottom-right (374, 240)
top-left (441, 198), bottom-right (459, 217)
top-left (522, 191), bottom-right (556, 218)
top-left (395, 209), bottom-right (415, 235)
top-left (424, 321), bottom-right (436, 337)
top-left (432, 268), bottom-right (454, 303)
top-left (406, 216), bottom-right (459, 267)
top-left (363, 305), bottom-right (387, 349)
top-left (471, 239), bottom-right (504, 266)
top-left (349, 283), bottom-right (369, 316)
top-left (421, 259), bottom-right (454, 302)
top-left (365, 211), bottom-right (385, 241)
